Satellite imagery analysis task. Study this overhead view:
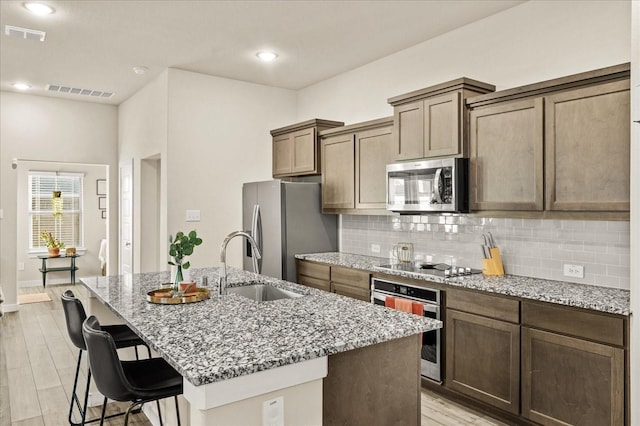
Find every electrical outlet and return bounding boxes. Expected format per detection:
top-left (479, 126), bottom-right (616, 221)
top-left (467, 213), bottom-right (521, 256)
top-left (563, 264), bottom-right (584, 278)
top-left (371, 244), bottom-right (380, 253)
top-left (262, 396), bottom-right (284, 426)
top-left (18, 262), bottom-right (24, 271)
top-left (185, 210), bottom-right (200, 222)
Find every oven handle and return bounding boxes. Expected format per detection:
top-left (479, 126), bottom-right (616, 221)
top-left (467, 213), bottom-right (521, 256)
top-left (372, 292), bottom-right (440, 314)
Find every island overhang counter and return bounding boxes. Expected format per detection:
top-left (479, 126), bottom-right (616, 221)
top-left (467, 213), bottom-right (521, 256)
top-left (81, 267), bottom-right (440, 425)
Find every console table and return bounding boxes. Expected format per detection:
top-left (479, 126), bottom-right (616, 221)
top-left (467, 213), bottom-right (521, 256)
top-left (38, 254), bottom-right (80, 287)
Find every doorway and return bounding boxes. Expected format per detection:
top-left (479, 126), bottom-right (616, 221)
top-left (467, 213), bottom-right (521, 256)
top-left (140, 155), bottom-right (161, 273)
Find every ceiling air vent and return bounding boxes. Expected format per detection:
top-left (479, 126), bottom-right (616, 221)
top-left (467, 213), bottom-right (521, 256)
top-left (47, 84), bottom-right (114, 99)
top-left (5, 25), bottom-right (46, 41)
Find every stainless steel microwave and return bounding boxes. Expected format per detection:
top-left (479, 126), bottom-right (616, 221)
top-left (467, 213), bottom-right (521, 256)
top-left (386, 158), bottom-right (468, 213)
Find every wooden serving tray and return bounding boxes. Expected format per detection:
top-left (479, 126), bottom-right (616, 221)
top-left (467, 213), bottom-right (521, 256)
top-left (146, 287), bottom-right (210, 304)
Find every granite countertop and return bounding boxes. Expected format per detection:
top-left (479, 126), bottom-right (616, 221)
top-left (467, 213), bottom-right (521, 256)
top-left (81, 267), bottom-right (440, 387)
top-left (295, 252), bottom-right (630, 316)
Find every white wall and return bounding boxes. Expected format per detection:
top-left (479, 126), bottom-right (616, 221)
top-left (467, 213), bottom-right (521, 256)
top-left (297, 0), bottom-right (630, 124)
top-left (0, 92), bottom-right (118, 308)
top-left (118, 70), bottom-right (169, 274)
top-left (166, 68), bottom-right (297, 270)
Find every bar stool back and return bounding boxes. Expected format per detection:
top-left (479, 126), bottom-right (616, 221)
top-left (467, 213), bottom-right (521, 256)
top-left (61, 290), bottom-right (149, 425)
top-left (82, 316), bottom-right (183, 426)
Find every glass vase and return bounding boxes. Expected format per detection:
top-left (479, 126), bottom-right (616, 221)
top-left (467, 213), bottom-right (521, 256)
top-left (173, 264), bottom-right (184, 291)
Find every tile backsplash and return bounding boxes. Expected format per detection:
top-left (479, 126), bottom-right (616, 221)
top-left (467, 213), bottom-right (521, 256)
top-left (340, 215), bottom-right (631, 289)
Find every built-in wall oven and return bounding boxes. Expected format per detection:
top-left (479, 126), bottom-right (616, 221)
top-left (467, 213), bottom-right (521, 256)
top-left (371, 277), bottom-right (441, 383)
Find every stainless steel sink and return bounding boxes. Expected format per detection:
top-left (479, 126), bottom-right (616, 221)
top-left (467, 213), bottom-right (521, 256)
top-left (226, 284), bottom-right (302, 301)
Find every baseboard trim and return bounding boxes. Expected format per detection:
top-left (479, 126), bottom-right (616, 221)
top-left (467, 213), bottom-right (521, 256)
top-left (1, 303), bottom-right (19, 313)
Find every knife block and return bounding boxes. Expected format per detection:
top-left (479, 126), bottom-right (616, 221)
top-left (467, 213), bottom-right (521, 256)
top-left (482, 247), bottom-right (505, 276)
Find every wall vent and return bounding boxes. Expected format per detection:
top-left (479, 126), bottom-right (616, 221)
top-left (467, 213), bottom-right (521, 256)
top-left (5, 25), bottom-right (46, 41)
top-left (47, 84), bottom-right (114, 99)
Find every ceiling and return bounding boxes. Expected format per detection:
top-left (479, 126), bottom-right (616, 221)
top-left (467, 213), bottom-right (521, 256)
top-left (0, 0), bottom-right (524, 105)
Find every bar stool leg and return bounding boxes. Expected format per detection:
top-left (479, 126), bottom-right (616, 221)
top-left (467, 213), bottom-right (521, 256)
top-left (68, 350), bottom-right (83, 425)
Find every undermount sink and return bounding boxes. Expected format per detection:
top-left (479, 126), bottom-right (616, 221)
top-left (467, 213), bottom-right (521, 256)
top-left (227, 284), bottom-right (302, 302)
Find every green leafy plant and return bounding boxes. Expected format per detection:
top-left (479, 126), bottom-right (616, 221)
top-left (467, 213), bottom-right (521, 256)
top-left (168, 230), bottom-right (203, 285)
top-left (40, 230), bottom-right (65, 249)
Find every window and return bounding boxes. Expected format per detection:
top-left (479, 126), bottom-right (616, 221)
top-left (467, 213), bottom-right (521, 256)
top-left (29, 172), bottom-right (84, 250)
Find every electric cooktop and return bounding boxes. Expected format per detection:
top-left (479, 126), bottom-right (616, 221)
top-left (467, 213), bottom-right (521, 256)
top-left (377, 262), bottom-right (482, 277)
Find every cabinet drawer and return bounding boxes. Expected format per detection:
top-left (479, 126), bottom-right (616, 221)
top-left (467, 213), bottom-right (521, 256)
top-left (447, 289), bottom-right (519, 323)
top-left (297, 260), bottom-right (330, 280)
top-left (331, 266), bottom-right (370, 289)
top-left (298, 275), bottom-right (330, 292)
top-left (522, 301), bottom-right (624, 347)
top-left (332, 282), bottom-right (370, 302)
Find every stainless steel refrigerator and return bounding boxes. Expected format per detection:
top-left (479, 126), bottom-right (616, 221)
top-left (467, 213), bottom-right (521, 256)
top-left (242, 180), bottom-right (338, 281)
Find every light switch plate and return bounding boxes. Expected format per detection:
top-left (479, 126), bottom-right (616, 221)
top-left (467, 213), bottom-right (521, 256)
top-left (371, 244), bottom-right (380, 253)
top-left (185, 210), bottom-right (200, 222)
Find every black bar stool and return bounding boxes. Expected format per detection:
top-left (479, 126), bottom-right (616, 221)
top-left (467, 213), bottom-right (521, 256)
top-left (61, 290), bottom-right (150, 425)
top-left (82, 315), bottom-right (182, 426)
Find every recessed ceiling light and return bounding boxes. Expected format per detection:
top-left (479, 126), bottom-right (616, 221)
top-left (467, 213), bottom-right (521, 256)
top-left (132, 66), bottom-right (148, 75)
top-left (12, 82), bottom-right (32, 90)
top-left (23, 2), bottom-right (55, 15)
top-left (256, 51), bottom-right (278, 62)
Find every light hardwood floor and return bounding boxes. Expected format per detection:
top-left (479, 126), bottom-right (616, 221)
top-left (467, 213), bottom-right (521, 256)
top-left (1, 284), bottom-right (509, 426)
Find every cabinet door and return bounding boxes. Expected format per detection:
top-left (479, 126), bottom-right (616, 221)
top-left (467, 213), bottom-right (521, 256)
top-left (355, 125), bottom-right (394, 209)
top-left (331, 266), bottom-right (370, 302)
top-left (291, 127), bottom-right (317, 174)
top-left (469, 98), bottom-right (544, 211)
top-left (272, 134), bottom-right (292, 177)
top-left (424, 92), bottom-right (460, 157)
top-left (445, 309), bottom-right (520, 414)
top-left (522, 327), bottom-right (624, 426)
top-left (322, 134), bottom-right (355, 209)
top-left (394, 100), bottom-right (424, 160)
top-left (545, 80), bottom-right (630, 211)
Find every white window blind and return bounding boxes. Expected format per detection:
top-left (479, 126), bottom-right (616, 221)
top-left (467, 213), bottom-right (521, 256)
top-left (29, 172), bottom-right (84, 250)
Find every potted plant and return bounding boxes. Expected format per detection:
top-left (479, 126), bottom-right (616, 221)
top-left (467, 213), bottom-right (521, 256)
top-left (168, 230), bottom-right (203, 292)
top-left (40, 230), bottom-right (65, 257)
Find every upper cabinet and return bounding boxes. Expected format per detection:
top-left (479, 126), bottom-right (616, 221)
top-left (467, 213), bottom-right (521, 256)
top-left (388, 78), bottom-right (495, 161)
top-left (467, 63), bottom-right (631, 218)
top-left (270, 119), bottom-right (344, 178)
top-left (320, 117), bottom-right (394, 214)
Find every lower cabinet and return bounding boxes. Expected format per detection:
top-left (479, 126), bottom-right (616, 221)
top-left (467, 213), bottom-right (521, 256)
top-left (296, 259), bottom-right (371, 302)
top-left (445, 290), bottom-right (521, 415)
top-left (330, 266), bottom-right (370, 302)
top-left (521, 301), bottom-right (626, 426)
top-left (296, 259), bottom-right (330, 292)
top-left (521, 327), bottom-right (624, 426)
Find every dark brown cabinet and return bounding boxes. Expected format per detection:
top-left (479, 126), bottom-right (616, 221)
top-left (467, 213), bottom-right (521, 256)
top-left (270, 119), bottom-right (343, 178)
top-left (296, 259), bottom-right (371, 302)
top-left (545, 79), bottom-right (630, 212)
top-left (469, 98), bottom-right (544, 211)
top-left (388, 78), bottom-right (494, 161)
top-left (521, 301), bottom-right (626, 426)
top-left (467, 63), bottom-right (630, 217)
top-left (522, 327), bottom-right (624, 426)
top-left (321, 117), bottom-right (394, 213)
top-left (296, 259), bottom-right (330, 292)
top-left (445, 290), bottom-right (520, 415)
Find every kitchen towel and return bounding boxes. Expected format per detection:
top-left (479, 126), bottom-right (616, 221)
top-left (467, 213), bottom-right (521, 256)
top-left (385, 296), bottom-right (424, 316)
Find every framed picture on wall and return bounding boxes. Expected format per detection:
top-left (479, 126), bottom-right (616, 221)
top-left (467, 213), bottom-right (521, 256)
top-left (96, 179), bottom-right (107, 195)
top-left (98, 197), bottom-right (107, 210)
top-left (101, 210), bottom-right (107, 219)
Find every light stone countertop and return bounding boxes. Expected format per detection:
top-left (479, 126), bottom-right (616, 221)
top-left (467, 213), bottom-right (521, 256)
top-left (295, 252), bottom-right (630, 316)
top-left (81, 267), bottom-right (440, 387)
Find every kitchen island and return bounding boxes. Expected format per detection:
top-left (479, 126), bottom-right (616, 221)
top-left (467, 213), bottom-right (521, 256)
top-left (81, 267), bottom-right (440, 425)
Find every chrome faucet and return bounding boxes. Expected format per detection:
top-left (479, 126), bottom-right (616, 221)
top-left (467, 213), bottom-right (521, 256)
top-left (218, 231), bottom-right (261, 296)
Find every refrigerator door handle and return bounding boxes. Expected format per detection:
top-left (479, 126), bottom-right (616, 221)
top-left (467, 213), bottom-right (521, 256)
top-left (250, 204), bottom-right (262, 274)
